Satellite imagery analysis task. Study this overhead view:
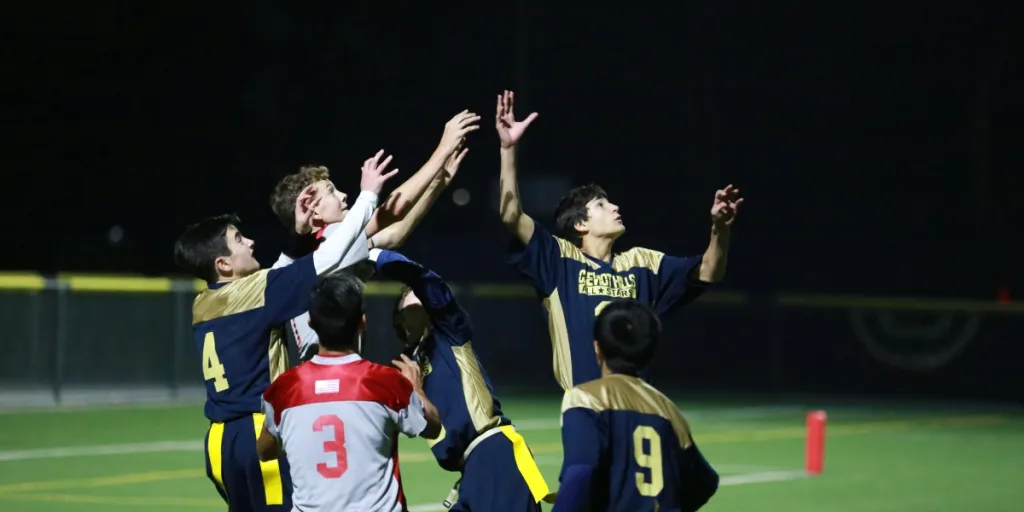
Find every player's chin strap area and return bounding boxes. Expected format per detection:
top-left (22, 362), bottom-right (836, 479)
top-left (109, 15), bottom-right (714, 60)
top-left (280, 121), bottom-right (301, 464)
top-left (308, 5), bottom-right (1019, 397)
top-left (441, 426), bottom-right (507, 509)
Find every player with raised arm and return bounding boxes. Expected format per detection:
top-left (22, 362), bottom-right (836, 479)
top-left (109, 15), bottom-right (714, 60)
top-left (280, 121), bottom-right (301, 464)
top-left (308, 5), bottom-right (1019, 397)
top-left (173, 154), bottom-right (397, 511)
top-left (495, 90), bottom-right (743, 390)
top-left (269, 111), bottom-right (478, 360)
top-left (554, 300), bottom-right (719, 512)
top-left (257, 273), bottom-right (442, 512)
top-left (374, 248), bottom-right (552, 511)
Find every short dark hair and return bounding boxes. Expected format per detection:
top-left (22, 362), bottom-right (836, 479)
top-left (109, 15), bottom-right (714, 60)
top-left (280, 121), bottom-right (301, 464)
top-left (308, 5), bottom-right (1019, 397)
top-left (174, 214), bottom-right (240, 283)
top-left (553, 183), bottom-right (608, 246)
top-left (594, 300), bottom-right (661, 376)
top-left (391, 285), bottom-right (415, 343)
top-left (308, 273), bottom-right (366, 351)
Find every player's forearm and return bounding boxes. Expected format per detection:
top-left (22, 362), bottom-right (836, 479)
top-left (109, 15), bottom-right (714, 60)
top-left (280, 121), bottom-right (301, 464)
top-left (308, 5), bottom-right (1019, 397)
top-left (367, 148), bottom-right (450, 237)
top-left (312, 191), bottom-right (378, 275)
top-left (369, 171), bottom-right (446, 250)
top-left (499, 147), bottom-right (536, 243)
top-left (498, 147), bottom-right (524, 223)
top-left (416, 390), bottom-right (443, 440)
top-left (256, 428), bottom-right (282, 462)
top-left (698, 224), bottom-right (731, 283)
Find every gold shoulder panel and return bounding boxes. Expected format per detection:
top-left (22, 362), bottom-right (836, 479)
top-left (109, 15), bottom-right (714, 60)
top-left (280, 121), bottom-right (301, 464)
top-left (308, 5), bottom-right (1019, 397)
top-left (560, 385), bottom-right (605, 414)
top-left (612, 247), bottom-right (666, 274)
top-left (563, 375), bottom-right (692, 448)
top-left (554, 236), bottom-right (600, 270)
top-left (192, 270), bottom-right (270, 325)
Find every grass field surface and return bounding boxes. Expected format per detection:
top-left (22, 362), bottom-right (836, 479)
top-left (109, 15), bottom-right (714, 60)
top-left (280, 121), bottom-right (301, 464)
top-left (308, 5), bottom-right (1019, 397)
top-left (0, 398), bottom-right (1021, 511)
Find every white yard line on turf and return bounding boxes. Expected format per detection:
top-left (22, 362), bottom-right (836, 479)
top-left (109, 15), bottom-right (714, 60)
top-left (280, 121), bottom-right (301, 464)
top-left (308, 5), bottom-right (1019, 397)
top-left (0, 441), bottom-right (202, 462)
top-left (0, 405), bottom-right (803, 462)
top-left (406, 470), bottom-right (809, 511)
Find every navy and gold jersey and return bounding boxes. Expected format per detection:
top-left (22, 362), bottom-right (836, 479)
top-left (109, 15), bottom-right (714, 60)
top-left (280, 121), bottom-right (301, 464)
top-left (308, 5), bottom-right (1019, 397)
top-left (509, 224), bottom-right (705, 390)
top-left (555, 374), bottom-right (719, 512)
top-left (192, 256), bottom-right (319, 422)
top-left (374, 250), bottom-right (512, 472)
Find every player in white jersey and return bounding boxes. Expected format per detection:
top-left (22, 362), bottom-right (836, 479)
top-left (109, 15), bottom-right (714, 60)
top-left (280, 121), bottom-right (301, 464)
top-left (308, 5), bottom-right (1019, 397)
top-left (258, 273), bottom-right (442, 512)
top-left (269, 113), bottom-right (478, 360)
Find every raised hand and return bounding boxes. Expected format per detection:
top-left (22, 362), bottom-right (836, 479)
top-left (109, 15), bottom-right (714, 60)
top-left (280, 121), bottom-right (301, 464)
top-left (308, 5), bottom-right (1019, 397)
top-left (710, 185), bottom-right (744, 227)
top-left (441, 144), bottom-right (469, 184)
top-left (439, 110), bottom-right (481, 155)
top-left (392, 354), bottom-right (424, 391)
top-left (360, 150), bottom-right (400, 196)
top-left (496, 90), bottom-right (538, 148)
top-left (294, 184), bottom-right (322, 235)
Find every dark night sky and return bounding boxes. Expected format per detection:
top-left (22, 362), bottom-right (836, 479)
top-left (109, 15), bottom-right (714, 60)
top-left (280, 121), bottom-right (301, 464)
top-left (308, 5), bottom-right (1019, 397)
top-left (4, 2), bottom-right (1021, 295)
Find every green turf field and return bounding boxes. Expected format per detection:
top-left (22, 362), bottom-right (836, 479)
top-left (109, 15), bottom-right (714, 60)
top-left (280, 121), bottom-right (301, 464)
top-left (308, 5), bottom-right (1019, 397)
top-left (0, 397), bottom-right (1021, 511)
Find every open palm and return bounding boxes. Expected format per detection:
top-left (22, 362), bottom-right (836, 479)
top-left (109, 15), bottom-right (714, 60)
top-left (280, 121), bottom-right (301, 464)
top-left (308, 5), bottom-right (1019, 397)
top-left (496, 90), bottom-right (538, 148)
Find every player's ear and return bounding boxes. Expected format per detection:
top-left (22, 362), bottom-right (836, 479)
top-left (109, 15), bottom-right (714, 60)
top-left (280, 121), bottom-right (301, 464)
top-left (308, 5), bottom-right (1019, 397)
top-left (360, 313), bottom-right (367, 331)
top-left (593, 340), bottom-right (603, 363)
top-left (574, 219), bottom-right (589, 236)
top-left (213, 256), bottom-right (231, 276)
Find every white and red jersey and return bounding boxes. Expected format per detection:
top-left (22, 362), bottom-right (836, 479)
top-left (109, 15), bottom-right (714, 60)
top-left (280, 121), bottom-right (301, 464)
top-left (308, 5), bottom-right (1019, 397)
top-left (262, 353), bottom-right (427, 512)
top-left (272, 225), bottom-right (374, 361)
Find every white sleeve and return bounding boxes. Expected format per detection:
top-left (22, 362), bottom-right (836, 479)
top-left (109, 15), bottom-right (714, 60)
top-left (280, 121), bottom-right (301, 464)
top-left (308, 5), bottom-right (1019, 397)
top-left (288, 311), bottom-right (320, 360)
top-left (312, 191), bottom-right (378, 275)
top-left (262, 399), bottom-right (280, 439)
top-left (271, 252), bottom-right (295, 270)
top-left (395, 391), bottom-right (429, 438)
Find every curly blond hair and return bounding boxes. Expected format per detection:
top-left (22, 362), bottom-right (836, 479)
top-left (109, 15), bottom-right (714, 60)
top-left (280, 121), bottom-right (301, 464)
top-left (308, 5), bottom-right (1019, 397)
top-left (269, 166), bottom-right (331, 230)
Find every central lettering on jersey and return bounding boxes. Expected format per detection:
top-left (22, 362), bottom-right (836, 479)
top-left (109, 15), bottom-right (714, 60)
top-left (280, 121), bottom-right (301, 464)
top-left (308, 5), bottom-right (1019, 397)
top-left (577, 270), bottom-right (638, 299)
top-left (314, 379), bottom-right (340, 394)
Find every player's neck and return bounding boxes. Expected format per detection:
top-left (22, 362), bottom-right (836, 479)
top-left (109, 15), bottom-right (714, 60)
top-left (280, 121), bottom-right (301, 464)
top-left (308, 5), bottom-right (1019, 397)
top-left (581, 236), bottom-right (615, 263)
top-left (600, 363), bottom-right (614, 378)
top-left (318, 347), bottom-right (357, 357)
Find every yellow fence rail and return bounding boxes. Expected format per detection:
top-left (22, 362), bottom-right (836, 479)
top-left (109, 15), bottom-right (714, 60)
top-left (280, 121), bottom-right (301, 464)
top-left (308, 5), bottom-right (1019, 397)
top-left (0, 272), bottom-right (1021, 314)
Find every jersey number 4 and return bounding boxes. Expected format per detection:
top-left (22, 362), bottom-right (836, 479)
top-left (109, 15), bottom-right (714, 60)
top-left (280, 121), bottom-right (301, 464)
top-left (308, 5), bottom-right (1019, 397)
top-left (314, 414), bottom-right (348, 479)
top-left (202, 332), bottom-right (230, 392)
top-left (633, 425), bottom-right (664, 496)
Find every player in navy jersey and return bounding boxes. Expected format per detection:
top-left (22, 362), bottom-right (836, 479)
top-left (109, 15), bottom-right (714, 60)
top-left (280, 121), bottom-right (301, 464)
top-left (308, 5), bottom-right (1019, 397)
top-left (268, 111), bottom-right (479, 361)
top-left (373, 249), bottom-right (552, 511)
top-left (494, 89), bottom-right (744, 390)
top-left (173, 154), bottom-right (398, 511)
top-left (555, 300), bottom-right (719, 512)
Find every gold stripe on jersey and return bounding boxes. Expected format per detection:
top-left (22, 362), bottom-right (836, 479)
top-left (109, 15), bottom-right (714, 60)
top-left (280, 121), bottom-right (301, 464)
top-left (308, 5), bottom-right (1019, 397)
top-left (191, 270), bottom-right (270, 325)
top-left (268, 327), bottom-right (289, 382)
top-left (543, 289), bottom-right (574, 391)
top-left (452, 342), bottom-right (503, 433)
top-left (561, 374), bottom-right (693, 448)
top-left (612, 247), bottom-right (666, 274)
top-left (554, 236), bottom-right (601, 270)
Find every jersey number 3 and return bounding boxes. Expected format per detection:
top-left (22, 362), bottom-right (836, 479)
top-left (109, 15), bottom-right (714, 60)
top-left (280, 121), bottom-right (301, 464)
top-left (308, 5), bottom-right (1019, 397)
top-left (314, 414), bottom-right (348, 479)
top-left (202, 332), bottom-right (230, 392)
top-left (633, 425), bottom-right (664, 496)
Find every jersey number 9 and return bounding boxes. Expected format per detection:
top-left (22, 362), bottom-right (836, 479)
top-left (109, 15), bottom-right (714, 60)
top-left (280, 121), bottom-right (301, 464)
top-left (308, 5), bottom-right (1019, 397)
top-left (633, 425), bottom-right (664, 497)
top-left (202, 332), bottom-right (230, 392)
